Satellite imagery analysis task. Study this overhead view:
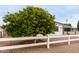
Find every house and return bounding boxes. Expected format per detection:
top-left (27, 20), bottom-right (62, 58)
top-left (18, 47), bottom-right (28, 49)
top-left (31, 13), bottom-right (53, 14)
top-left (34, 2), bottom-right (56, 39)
top-left (54, 21), bottom-right (71, 35)
top-left (0, 26), bottom-right (4, 37)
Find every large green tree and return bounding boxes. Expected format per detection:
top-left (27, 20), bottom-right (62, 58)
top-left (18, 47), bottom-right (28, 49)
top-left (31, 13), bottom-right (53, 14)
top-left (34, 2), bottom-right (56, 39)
top-left (77, 21), bottom-right (79, 31)
top-left (2, 6), bottom-right (56, 37)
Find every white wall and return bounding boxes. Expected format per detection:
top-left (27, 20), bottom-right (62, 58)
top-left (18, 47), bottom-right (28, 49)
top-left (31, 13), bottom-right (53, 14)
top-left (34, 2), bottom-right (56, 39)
top-left (54, 23), bottom-right (63, 35)
top-left (0, 27), bottom-right (4, 37)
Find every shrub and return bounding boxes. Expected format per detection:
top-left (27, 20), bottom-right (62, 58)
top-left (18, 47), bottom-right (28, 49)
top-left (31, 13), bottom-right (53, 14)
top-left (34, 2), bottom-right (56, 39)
top-left (2, 6), bottom-right (56, 37)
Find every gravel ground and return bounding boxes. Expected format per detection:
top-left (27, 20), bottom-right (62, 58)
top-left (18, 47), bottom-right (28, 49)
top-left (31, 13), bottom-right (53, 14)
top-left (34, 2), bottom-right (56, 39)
top-left (1, 41), bottom-right (79, 53)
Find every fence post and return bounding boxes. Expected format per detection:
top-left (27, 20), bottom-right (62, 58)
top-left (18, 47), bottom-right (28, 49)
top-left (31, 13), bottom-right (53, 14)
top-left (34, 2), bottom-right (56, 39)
top-left (47, 34), bottom-right (50, 49)
top-left (68, 35), bottom-right (70, 45)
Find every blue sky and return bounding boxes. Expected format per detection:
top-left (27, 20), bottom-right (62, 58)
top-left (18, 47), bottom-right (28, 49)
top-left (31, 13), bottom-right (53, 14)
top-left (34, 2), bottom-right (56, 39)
top-left (0, 5), bottom-right (79, 28)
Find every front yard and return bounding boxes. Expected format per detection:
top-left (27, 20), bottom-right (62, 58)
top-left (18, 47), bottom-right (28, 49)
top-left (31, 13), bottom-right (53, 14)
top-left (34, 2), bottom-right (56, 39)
top-left (1, 40), bottom-right (79, 53)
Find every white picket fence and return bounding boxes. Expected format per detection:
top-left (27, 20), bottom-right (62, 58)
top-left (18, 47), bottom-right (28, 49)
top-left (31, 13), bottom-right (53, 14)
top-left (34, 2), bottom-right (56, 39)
top-left (0, 34), bottom-right (79, 50)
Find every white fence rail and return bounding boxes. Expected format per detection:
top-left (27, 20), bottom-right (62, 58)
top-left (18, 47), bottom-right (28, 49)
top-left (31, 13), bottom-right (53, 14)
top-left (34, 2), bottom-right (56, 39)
top-left (0, 36), bottom-right (47, 42)
top-left (0, 34), bottom-right (79, 50)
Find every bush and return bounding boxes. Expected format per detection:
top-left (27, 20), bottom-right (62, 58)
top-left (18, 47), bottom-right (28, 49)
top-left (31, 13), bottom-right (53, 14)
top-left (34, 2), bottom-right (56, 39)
top-left (2, 6), bottom-right (56, 37)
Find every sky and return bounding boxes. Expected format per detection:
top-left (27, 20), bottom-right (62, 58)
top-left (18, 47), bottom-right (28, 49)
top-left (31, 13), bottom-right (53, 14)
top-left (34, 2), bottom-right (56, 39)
top-left (0, 5), bottom-right (79, 28)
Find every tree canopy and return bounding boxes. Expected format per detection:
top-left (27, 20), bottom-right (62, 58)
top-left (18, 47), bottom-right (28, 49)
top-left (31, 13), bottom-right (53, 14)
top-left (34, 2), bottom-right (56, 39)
top-left (77, 21), bottom-right (79, 31)
top-left (2, 6), bottom-right (56, 37)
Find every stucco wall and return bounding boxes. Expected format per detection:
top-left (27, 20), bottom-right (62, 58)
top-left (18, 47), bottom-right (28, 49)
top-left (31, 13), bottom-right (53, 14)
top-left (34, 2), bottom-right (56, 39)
top-left (54, 23), bottom-right (63, 35)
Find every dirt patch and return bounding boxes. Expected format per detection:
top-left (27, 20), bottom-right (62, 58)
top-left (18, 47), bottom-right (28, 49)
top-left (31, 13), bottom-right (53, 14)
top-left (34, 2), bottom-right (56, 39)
top-left (1, 41), bottom-right (79, 53)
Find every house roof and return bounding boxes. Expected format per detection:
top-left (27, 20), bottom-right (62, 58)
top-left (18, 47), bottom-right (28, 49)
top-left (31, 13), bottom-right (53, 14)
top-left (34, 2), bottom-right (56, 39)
top-left (56, 21), bottom-right (64, 25)
top-left (56, 21), bottom-right (72, 28)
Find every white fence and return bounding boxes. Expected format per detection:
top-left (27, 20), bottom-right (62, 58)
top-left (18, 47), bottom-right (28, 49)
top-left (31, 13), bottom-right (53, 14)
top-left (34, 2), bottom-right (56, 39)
top-left (0, 34), bottom-right (79, 50)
